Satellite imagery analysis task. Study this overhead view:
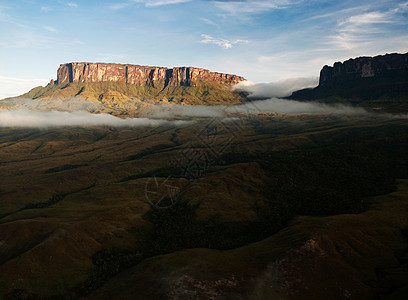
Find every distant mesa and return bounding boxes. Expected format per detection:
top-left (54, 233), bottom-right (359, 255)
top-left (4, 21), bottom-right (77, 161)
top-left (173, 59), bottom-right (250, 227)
top-left (55, 62), bottom-right (245, 87)
top-left (13, 53), bottom-right (408, 113)
top-left (19, 63), bottom-right (247, 106)
top-left (318, 52), bottom-right (408, 87)
top-left (290, 52), bottom-right (408, 112)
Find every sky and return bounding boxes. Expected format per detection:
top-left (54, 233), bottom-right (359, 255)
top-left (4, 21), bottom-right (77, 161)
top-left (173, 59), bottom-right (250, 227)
top-left (0, 0), bottom-right (407, 99)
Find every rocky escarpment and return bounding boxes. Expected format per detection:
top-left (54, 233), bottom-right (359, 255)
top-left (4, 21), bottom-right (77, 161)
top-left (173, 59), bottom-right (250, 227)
top-left (319, 53), bottom-right (408, 87)
top-left (290, 52), bottom-right (408, 112)
top-left (18, 63), bottom-right (247, 109)
top-left (56, 63), bottom-right (245, 87)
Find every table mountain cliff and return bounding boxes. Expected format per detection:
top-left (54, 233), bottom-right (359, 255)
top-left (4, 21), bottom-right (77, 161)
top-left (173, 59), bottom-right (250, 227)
top-left (55, 62), bottom-right (244, 87)
top-left (290, 52), bottom-right (408, 112)
top-left (20, 63), bottom-right (246, 107)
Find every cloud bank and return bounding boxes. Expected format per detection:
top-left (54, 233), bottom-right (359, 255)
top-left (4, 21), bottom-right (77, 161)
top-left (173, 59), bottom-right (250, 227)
top-left (227, 98), bottom-right (368, 115)
top-left (0, 110), bottom-right (187, 128)
top-left (142, 76), bottom-right (368, 117)
top-left (142, 99), bottom-right (368, 119)
top-left (1, 73), bottom-right (394, 129)
top-left (232, 77), bottom-right (318, 98)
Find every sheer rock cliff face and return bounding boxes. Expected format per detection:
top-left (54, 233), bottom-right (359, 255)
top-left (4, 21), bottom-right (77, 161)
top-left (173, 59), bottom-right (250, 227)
top-left (56, 63), bottom-right (245, 87)
top-left (319, 53), bottom-right (408, 87)
top-left (289, 52), bottom-right (408, 112)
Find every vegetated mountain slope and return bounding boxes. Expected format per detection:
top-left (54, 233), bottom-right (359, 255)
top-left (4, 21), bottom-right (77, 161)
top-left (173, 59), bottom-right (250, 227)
top-left (0, 114), bottom-right (407, 299)
top-left (18, 62), bottom-right (246, 106)
top-left (289, 52), bottom-right (408, 112)
top-left (22, 80), bottom-right (244, 106)
top-left (86, 179), bottom-right (408, 300)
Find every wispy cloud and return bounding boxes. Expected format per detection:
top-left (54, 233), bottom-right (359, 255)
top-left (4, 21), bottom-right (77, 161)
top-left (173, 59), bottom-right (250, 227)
top-left (327, 4), bottom-right (408, 50)
top-left (67, 2), bottom-right (78, 8)
top-left (200, 17), bottom-right (219, 27)
top-left (212, 0), bottom-right (303, 15)
top-left (307, 6), bottom-right (371, 21)
top-left (40, 6), bottom-right (51, 12)
top-left (145, 0), bottom-right (191, 7)
top-left (339, 11), bottom-right (391, 27)
top-left (110, 2), bottom-right (130, 10)
top-left (110, 0), bottom-right (191, 10)
top-left (392, 1), bottom-right (408, 13)
top-left (200, 34), bottom-right (248, 49)
top-left (43, 26), bottom-right (57, 32)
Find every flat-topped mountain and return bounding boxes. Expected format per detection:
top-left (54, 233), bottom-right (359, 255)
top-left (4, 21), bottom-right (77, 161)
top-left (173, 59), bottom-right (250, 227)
top-left (318, 53), bottom-right (408, 87)
top-left (18, 63), bottom-right (246, 108)
top-left (290, 52), bottom-right (408, 112)
top-left (56, 62), bottom-right (245, 87)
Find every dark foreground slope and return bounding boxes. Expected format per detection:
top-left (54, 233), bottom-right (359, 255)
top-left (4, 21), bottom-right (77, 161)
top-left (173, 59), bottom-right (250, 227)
top-left (290, 53), bottom-right (408, 112)
top-left (0, 114), bottom-right (407, 299)
top-left (87, 179), bottom-right (408, 300)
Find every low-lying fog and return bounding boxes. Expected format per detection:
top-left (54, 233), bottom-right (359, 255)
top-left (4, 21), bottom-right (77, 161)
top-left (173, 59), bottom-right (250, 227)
top-left (0, 78), bottom-right (404, 128)
top-left (0, 110), bottom-right (188, 127)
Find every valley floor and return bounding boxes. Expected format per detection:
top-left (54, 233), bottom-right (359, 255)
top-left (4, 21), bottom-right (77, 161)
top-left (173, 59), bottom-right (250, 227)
top-left (0, 113), bottom-right (407, 299)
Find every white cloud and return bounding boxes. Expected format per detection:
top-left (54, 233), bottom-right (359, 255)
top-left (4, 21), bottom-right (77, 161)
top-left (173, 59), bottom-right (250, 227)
top-left (110, 0), bottom-right (191, 9)
top-left (147, 98), bottom-right (368, 117)
top-left (43, 26), bottom-right (57, 32)
top-left (0, 109), bottom-right (188, 128)
top-left (0, 76), bottom-right (48, 100)
top-left (339, 11), bottom-right (391, 27)
top-left (232, 77), bottom-right (318, 98)
top-left (145, 0), bottom-right (191, 7)
top-left (200, 34), bottom-right (248, 49)
top-left (327, 4), bottom-right (408, 51)
top-left (130, 96), bottom-right (369, 119)
top-left (213, 0), bottom-right (303, 15)
top-left (226, 98), bottom-right (368, 115)
top-left (67, 2), bottom-right (78, 7)
top-left (110, 2), bottom-right (130, 10)
top-left (40, 6), bottom-right (51, 12)
top-left (200, 17), bottom-right (219, 27)
top-left (392, 1), bottom-right (408, 13)
top-left (307, 6), bottom-right (370, 21)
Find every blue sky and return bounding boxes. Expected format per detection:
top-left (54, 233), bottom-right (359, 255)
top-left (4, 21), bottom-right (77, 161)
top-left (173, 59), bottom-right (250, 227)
top-left (0, 0), bottom-right (407, 98)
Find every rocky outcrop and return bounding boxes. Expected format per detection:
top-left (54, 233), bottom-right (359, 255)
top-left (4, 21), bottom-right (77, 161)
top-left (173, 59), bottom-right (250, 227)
top-left (289, 52), bottom-right (408, 111)
top-left (56, 63), bottom-right (245, 87)
top-left (319, 53), bottom-right (408, 87)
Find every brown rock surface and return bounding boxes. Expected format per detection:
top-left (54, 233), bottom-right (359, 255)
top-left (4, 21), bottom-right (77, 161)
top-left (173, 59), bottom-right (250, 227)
top-left (289, 52), bottom-right (408, 112)
top-left (56, 62), bottom-right (245, 87)
top-left (319, 52), bottom-right (408, 86)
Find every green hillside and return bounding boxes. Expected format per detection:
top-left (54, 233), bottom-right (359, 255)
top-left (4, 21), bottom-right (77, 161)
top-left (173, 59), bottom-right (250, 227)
top-left (21, 80), bottom-right (245, 106)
